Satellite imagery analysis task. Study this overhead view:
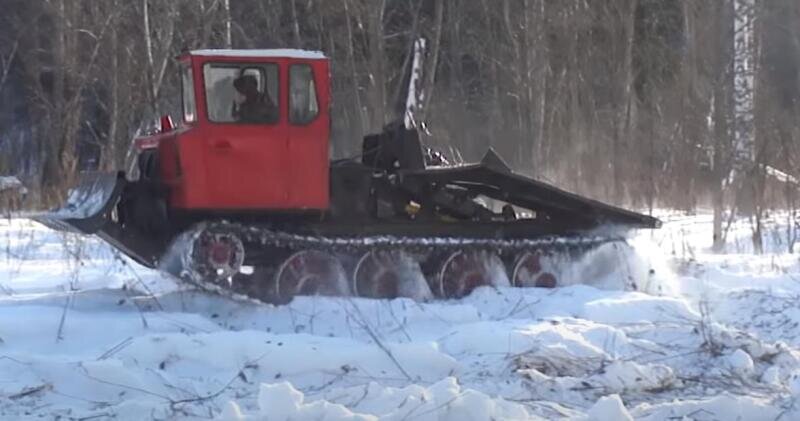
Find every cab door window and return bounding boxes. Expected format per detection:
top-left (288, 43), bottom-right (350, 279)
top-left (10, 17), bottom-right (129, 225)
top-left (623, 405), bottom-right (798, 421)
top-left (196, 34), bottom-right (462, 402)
top-left (203, 63), bottom-right (279, 124)
top-left (289, 64), bottom-right (319, 125)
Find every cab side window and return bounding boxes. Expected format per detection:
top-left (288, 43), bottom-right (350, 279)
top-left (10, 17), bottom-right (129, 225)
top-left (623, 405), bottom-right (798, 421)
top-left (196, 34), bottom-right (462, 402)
top-left (181, 64), bottom-right (196, 123)
top-left (289, 64), bottom-right (319, 125)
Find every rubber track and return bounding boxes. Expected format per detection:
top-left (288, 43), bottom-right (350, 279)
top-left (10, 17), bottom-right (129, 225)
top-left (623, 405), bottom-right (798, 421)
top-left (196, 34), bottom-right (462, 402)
top-left (177, 221), bottom-right (628, 305)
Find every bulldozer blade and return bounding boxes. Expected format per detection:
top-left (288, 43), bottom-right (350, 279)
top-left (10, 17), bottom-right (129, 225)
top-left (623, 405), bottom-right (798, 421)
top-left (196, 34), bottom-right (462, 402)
top-left (33, 171), bottom-right (126, 235)
top-left (33, 171), bottom-right (165, 269)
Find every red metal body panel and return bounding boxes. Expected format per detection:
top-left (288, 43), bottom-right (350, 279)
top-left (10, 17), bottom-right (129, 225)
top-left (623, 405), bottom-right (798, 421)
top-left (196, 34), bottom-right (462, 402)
top-left (138, 52), bottom-right (331, 212)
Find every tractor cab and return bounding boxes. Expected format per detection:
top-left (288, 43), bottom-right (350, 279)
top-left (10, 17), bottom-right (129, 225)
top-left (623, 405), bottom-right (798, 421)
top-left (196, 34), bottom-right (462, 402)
top-left (138, 49), bottom-right (331, 213)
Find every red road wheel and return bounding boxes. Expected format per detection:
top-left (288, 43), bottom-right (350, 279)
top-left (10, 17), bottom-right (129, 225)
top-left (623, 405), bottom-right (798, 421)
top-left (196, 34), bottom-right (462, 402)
top-left (274, 250), bottom-right (349, 303)
top-left (353, 250), bottom-right (431, 300)
top-left (511, 250), bottom-right (563, 288)
top-left (437, 250), bottom-right (508, 298)
top-left (186, 226), bottom-right (245, 283)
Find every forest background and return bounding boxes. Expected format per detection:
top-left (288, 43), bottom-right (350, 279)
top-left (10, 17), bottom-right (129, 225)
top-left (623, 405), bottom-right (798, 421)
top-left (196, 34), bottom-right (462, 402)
top-left (0, 0), bottom-right (798, 251)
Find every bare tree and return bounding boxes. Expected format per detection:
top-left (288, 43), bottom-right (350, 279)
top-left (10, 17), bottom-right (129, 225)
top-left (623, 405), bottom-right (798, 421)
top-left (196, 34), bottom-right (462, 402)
top-left (0, 38), bottom-right (17, 96)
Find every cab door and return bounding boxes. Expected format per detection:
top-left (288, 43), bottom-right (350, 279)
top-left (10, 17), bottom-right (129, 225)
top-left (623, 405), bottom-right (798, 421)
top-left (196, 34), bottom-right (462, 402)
top-left (286, 61), bottom-right (330, 209)
top-left (200, 61), bottom-right (290, 209)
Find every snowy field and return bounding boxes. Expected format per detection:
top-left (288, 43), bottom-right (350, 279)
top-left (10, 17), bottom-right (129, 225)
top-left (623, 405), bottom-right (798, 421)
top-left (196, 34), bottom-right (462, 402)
top-left (1, 212), bottom-right (800, 420)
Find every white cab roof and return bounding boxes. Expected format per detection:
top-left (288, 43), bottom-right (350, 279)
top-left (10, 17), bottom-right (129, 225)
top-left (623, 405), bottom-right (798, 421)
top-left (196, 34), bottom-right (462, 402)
top-left (190, 49), bottom-right (326, 59)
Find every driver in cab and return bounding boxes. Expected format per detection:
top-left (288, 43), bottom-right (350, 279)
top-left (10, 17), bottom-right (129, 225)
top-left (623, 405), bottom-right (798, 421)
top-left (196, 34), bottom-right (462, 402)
top-left (232, 74), bottom-right (278, 124)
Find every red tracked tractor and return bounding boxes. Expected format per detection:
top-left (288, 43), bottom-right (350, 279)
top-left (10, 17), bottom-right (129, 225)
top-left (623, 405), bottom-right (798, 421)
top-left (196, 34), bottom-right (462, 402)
top-left (36, 46), bottom-right (659, 304)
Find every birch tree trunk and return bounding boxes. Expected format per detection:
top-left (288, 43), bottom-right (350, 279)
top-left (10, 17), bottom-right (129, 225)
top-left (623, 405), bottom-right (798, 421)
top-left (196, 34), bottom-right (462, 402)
top-left (616, 0), bottom-right (638, 204)
top-left (224, 0), bottom-right (232, 48)
top-left (0, 40), bottom-right (17, 97)
top-left (142, 0), bottom-right (156, 112)
top-left (142, 0), bottom-right (175, 116)
top-left (365, 0), bottom-right (387, 130)
top-left (732, 0), bottom-right (761, 252)
top-left (289, 0), bottom-right (302, 48)
top-left (732, 0), bottom-right (756, 167)
top-left (420, 0), bottom-right (443, 121)
top-left (342, 0), bottom-right (366, 134)
top-left (105, 0), bottom-right (121, 169)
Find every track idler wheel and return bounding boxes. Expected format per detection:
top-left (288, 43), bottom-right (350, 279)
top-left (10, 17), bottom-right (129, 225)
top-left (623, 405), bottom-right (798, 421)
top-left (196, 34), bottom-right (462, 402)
top-left (274, 250), bottom-right (350, 304)
top-left (185, 225), bottom-right (245, 283)
top-left (511, 250), bottom-right (565, 288)
top-left (437, 250), bottom-right (510, 298)
top-left (353, 250), bottom-right (432, 300)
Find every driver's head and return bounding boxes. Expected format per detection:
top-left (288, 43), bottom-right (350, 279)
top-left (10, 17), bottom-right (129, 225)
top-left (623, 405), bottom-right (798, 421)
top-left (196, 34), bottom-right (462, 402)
top-left (233, 75), bottom-right (259, 101)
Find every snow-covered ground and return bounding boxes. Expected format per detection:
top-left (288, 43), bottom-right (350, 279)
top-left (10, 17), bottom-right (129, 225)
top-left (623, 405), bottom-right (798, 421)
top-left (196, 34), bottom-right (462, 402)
top-left (1, 212), bottom-right (800, 420)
